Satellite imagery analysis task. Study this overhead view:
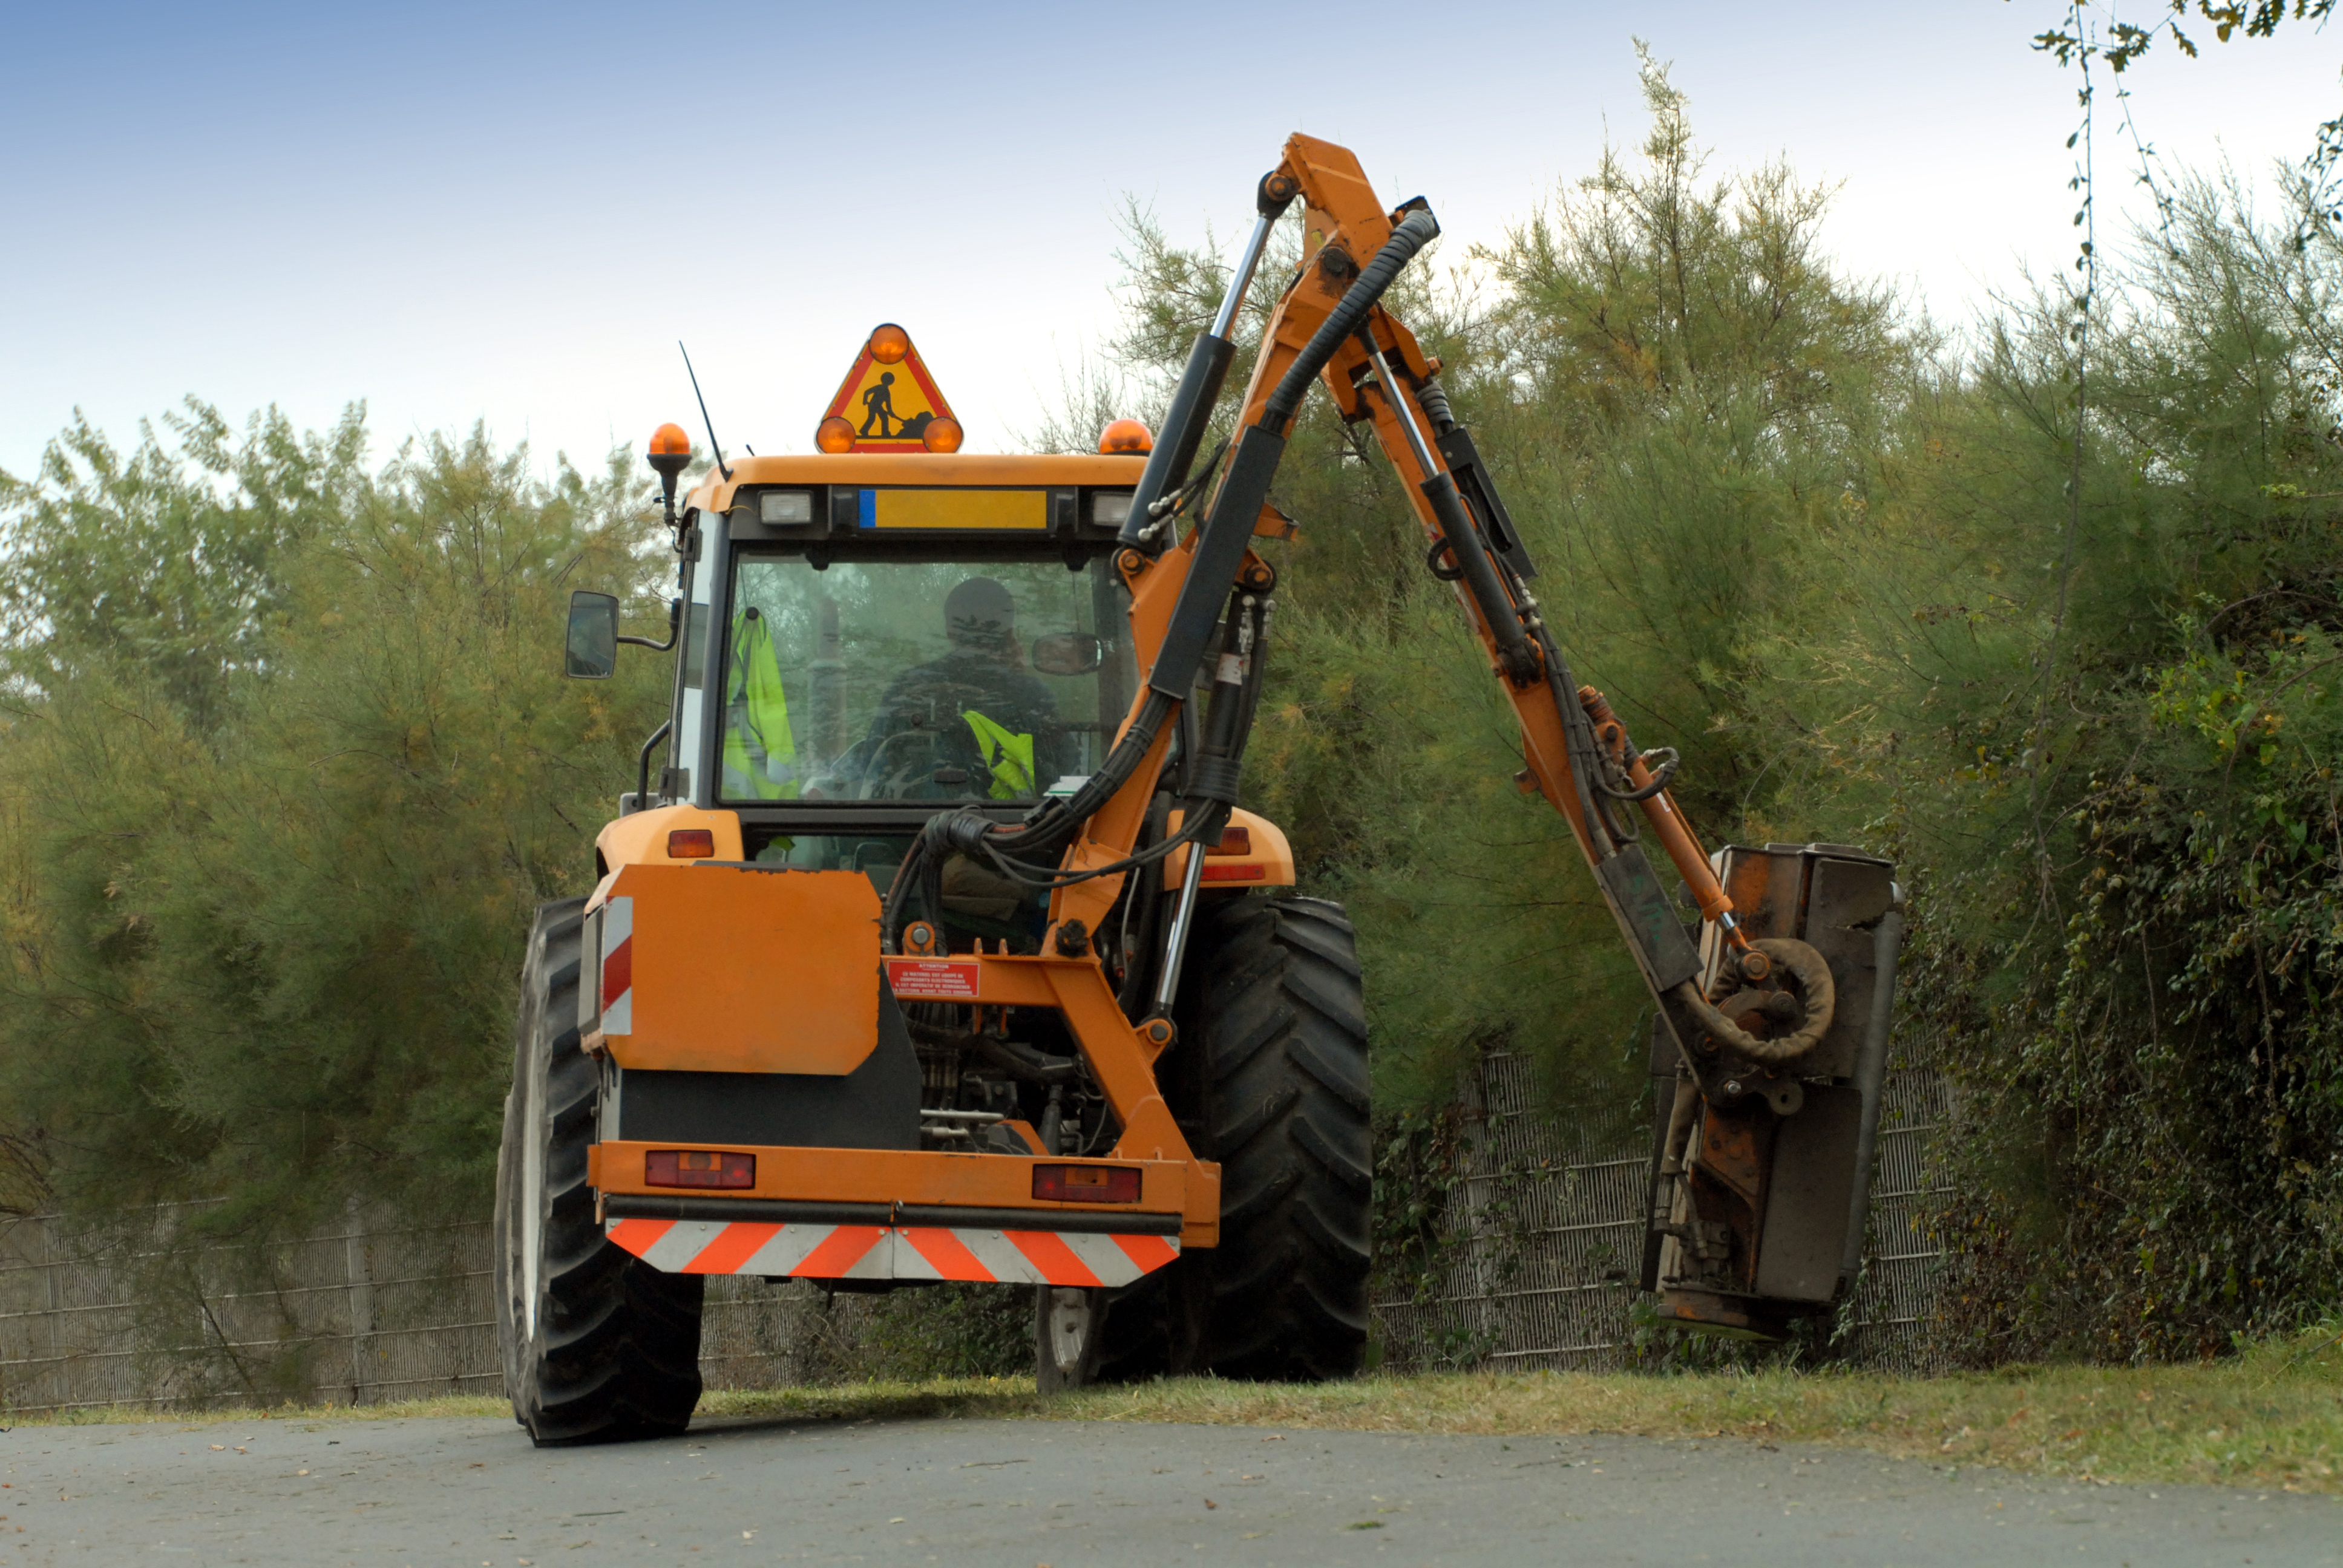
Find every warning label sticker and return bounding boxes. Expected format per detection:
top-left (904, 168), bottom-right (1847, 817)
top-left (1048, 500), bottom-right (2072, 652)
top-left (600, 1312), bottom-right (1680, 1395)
top-left (883, 958), bottom-right (983, 1001)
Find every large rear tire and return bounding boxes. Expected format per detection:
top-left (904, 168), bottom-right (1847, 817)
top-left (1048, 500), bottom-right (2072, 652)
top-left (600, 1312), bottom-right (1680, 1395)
top-left (494, 897), bottom-right (704, 1444)
top-left (1176, 894), bottom-right (1372, 1380)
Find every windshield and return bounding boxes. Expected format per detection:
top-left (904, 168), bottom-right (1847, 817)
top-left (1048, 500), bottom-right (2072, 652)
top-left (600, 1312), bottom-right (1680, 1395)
top-left (719, 551), bottom-right (1134, 805)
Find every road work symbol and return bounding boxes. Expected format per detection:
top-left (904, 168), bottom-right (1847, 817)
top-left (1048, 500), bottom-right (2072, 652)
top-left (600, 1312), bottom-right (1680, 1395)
top-left (860, 373), bottom-right (901, 436)
top-left (820, 324), bottom-right (958, 452)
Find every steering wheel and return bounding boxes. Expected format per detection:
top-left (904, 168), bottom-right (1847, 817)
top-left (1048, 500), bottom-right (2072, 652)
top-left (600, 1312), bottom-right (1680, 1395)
top-left (862, 730), bottom-right (945, 800)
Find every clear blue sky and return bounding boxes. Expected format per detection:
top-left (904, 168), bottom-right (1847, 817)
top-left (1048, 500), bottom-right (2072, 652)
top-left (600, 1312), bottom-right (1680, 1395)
top-left (2, 2), bottom-right (2335, 480)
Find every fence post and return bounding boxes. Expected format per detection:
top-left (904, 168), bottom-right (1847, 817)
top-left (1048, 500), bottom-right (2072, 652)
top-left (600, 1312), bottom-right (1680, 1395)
top-left (1453, 1054), bottom-right (1496, 1360)
top-left (42, 1215), bottom-right (67, 1409)
top-left (343, 1198), bottom-right (374, 1406)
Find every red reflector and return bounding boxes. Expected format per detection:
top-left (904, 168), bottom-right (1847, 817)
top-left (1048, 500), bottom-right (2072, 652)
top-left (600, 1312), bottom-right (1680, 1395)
top-left (667, 828), bottom-right (715, 858)
top-left (1032, 1163), bottom-right (1141, 1203)
top-left (645, 1150), bottom-right (754, 1189)
top-left (1201, 863), bottom-right (1265, 882)
top-left (1207, 826), bottom-right (1252, 856)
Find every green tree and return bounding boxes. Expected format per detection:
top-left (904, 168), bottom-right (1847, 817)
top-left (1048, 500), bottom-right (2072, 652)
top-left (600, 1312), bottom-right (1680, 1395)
top-left (0, 403), bottom-right (675, 1233)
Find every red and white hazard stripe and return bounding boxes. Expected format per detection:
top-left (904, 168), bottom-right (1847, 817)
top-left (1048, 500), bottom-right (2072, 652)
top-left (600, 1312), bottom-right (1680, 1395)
top-left (603, 1217), bottom-right (1178, 1287)
top-left (598, 897), bottom-right (632, 1036)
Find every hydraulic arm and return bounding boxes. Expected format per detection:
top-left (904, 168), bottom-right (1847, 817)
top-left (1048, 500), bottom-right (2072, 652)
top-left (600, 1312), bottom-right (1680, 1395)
top-left (879, 134), bottom-right (1901, 1336)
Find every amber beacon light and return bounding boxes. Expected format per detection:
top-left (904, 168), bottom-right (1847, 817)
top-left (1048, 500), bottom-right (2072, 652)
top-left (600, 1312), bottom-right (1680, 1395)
top-left (1098, 418), bottom-right (1153, 454)
top-left (646, 422), bottom-right (693, 520)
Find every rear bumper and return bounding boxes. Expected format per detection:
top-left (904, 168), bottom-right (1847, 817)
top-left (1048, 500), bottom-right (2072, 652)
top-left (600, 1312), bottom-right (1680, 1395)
top-left (603, 1207), bottom-right (1179, 1287)
top-left (604, 1194), bottom-right (1181, 1235)
top-left (588, 1140), bottom-right (1214, 1285)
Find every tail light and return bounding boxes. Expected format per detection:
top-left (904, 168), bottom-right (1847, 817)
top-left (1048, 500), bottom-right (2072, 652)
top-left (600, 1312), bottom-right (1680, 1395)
top-left (667, 828), bottom-right (715, 858)
top-left (645, 1150), bottom-right (754, 1189)
top-left (1032, 1163), bottom-right (1141, 1203)
top-left (1208, 826), bottom-right (1251, 856)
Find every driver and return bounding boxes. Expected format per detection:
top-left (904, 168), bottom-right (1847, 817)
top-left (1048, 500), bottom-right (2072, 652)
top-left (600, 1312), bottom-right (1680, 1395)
top-left (861, 576), bottom-right (1061, 799)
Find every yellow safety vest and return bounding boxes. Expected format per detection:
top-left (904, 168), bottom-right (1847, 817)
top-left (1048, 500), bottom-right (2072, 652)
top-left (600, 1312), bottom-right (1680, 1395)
top-left (961, 710), bottom-right (1035, 800)
top-left (724, 610), bottom-right (798, 800)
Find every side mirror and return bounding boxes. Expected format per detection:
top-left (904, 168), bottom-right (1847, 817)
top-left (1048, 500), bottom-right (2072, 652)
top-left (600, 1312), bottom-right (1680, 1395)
top-left (565, 591), bottom-right (620, 679)
top-left (1031, 632), bottom-right (1105, 677)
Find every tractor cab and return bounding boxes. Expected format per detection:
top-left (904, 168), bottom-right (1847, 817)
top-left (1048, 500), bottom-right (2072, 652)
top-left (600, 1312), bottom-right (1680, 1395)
top-left (656, 454), bottom-right (1152, 947)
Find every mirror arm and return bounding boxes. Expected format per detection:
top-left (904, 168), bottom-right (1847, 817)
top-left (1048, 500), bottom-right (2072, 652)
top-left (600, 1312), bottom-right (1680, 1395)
top-left (616, 598), bottom-right (683, 653)
top-left (637, 719), bottom-right (673, 810)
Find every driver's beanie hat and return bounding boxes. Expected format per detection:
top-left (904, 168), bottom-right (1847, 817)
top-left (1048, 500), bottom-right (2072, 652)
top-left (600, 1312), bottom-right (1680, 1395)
top-left (945, 577), bottom-right (1015, 650)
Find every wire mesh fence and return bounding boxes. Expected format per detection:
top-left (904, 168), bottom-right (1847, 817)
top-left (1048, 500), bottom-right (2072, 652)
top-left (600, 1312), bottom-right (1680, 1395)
top-left (0, 1031), bottom-right (1956, 1413)
top-left (1371, 1026), bottom-right (1957, 1373)
top-left (0, 1201), bottom-right (887, 1416)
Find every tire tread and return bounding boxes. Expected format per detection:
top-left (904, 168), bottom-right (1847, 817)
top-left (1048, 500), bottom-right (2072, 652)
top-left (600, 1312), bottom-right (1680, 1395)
top-left (496, 898), bottom-right (703, 1445)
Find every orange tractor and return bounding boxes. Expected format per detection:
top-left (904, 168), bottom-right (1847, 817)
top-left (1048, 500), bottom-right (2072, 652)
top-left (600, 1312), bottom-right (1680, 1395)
top-left (494, 135), bottom-right (1902, 1443)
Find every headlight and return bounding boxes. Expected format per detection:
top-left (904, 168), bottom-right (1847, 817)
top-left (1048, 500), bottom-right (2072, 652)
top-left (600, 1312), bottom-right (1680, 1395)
top-left (1092, 492), bottom-right (1133, 526)
top-left (759, 491), bottom-right (813, 524)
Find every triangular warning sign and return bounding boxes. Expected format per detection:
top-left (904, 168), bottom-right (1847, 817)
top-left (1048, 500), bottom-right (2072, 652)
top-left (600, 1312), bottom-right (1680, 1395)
top-left (819, 324), bottom-right (957, 452)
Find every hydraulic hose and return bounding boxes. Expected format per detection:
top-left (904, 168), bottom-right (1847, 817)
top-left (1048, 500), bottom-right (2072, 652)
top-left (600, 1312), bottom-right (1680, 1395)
top-left (879, 689), bottom-right (1181, 951)
top-left (887, 209), bottom-right (1437, 948)
top-left (1673, 937), bottom-right (1838, 1067)
top-left (1262, 208), bottom-right (1441, 434)
top-left (1148, 210), bottom-right (1443, 705)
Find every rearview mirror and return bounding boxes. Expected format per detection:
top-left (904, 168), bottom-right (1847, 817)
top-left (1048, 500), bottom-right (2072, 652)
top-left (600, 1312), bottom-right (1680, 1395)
top-left (1031, 632), bottom-right (1104, 678)
top-left (565, 591), bottom-right (619, 679)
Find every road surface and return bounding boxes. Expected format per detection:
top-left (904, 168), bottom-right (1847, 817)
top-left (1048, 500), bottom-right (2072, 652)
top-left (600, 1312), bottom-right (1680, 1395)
top-left (3, 1410), bottom-right (2335, 1565)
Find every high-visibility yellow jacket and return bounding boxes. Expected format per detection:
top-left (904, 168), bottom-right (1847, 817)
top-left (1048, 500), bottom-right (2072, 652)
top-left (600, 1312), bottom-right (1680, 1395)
top-left (723, 608), bottom-right (798, 800)
top-left (961, 710), bottom-right (1035, 800)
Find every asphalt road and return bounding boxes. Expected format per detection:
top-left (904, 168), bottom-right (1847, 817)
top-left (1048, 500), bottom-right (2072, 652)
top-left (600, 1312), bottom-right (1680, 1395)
top-left (2, 1410), bottom-right (2336, 1566)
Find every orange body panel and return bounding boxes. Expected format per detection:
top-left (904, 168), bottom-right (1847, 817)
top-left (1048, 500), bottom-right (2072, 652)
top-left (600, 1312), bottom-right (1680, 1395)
top-left (1162, 807), bottom-right (1296, 889)
top-left (591, 803), bottom-right (744, 903)
top-left (596, 863), bottom-right (881, 1076)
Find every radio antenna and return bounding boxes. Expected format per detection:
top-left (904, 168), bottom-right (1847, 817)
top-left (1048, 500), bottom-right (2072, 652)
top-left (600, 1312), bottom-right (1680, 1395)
top-left (678, 341), bottom-right (731, 482)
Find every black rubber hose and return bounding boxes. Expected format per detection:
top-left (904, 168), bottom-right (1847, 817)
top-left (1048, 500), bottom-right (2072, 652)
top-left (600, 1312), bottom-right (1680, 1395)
top-left (1261, 208), bottom-right (1441, 434)
top-left (1420, 468), bottom-right (1538, 684)
top-left (880, 690), bottom-right (1182, 951)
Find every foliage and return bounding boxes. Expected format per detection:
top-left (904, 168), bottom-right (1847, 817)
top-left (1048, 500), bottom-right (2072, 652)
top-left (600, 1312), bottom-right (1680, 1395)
top-left (1081, 60), bottom-right (2343, 1361)
top-left (0, 401), bottom-right (674, 1234)
top-left (2, 42), bottom-right (2338, 1376)
top-left (800, 1283), bottom-right (1035, 1383)
top-left (2029, 0), bottom-right (2336, 71)
top-left (2026, 0), bottom-right (2343, 229)
top-left (1095, 50), bottom-right (1924, 1119)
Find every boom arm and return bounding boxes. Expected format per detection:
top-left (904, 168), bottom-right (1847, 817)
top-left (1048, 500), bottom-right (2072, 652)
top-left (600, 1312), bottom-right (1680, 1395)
top-left (879, 134), bottom-right (1894, 1336)
top-left (1103, 136), bottom-right (1797, 1093)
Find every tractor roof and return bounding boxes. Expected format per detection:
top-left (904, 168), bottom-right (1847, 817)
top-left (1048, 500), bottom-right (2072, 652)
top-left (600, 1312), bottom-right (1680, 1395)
top-left (686, 452), bottom-right (1147, 517)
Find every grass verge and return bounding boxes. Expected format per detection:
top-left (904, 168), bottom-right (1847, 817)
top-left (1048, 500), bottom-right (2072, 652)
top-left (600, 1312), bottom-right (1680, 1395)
top-left (12, 1324), bottom-right (2338, 1497)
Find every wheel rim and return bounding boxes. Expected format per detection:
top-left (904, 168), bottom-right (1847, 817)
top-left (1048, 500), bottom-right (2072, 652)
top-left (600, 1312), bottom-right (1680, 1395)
top-left (519, 1047), bottom-right (545, 1339)
top-left (1045, 1288), bottom-right (1093, 1372)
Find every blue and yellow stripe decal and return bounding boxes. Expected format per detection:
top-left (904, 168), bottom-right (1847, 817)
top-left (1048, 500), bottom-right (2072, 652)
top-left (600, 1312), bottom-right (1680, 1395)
top-left (857, 488), bottom-right (1049, 531)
